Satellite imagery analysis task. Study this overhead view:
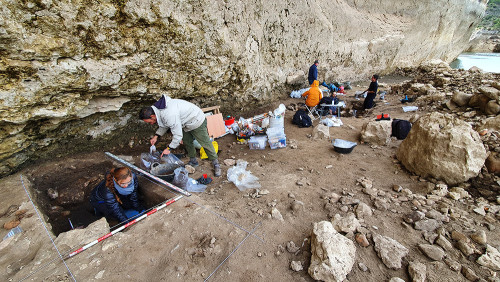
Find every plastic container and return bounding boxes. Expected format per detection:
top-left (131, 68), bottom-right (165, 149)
top-left (3, 226), bottom-right (22, 240)
top-left (269, 135), bottom-right (286, 149)
top-left (402, 106), bottom-right (418, 112)
top-left (266, 127), bottom-right (285, 138)
top-left (332, 139), bottom-right (357, 154)
top-left (249, 136), bottom-right (267, 150)
top-left (269, 115), bottom-right (284, 129)
top-left (225, 117), bottom-right (235, 126)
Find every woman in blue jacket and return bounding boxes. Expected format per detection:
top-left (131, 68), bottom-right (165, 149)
top-left (90, 167), bottom-right (144, 223)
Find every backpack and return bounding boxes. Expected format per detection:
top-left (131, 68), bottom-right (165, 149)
top-left (292, 109), bottom-right (312, 128)
top-left (391, 119), bottom-right (412, 140)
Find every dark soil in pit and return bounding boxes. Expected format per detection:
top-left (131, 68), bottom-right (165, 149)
top-left (24, 151), bottom-right (173, 235)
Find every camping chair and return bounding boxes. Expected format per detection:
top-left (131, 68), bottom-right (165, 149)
top-left (305, 104), bottom-right (321, 120)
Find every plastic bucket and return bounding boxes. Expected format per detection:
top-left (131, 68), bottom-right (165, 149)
top-left (225, 117), bottom-right (235, 126)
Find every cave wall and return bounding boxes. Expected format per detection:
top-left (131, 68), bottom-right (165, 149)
top-left (0, 0), bottom-right (487, 175)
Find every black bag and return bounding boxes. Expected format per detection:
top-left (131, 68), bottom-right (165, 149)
top-left (292, 109), bottom-right (312, 128)
top-left (391, 119), bottom-right (412, 140)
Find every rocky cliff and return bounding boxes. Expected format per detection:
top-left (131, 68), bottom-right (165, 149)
top-left (0, 0), bottom-right (487, 175)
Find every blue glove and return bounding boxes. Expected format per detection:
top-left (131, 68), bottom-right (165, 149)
top-left (124, 209), bottom-right (140, 218)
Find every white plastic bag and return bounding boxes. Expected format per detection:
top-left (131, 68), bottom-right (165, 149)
top-left (402, 106), bottom-right (418, 112)
top-left (290, 88), bottom-right (308, 98)
top-left (261, 117), bottom-right (270, 128)
top-left (227, 160), bottom-right (261, 191)
top-left (320, 117), bottom-right (343, 127)
top-left (273, 104), bottom-right (286, 116)
top-left (172, 167), bottom-right (207, 192)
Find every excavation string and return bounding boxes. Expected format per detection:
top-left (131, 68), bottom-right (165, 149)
top-left (67, 195), bottom-right (183, 258)
top-left (104, 152), bottom-right (263, 242)
top-left (18, 154), bottom-right (264, 279)
top-left (204, 221), bottom-right (262, 281)
top-left (18, 197), bottom-right (173, 281)
top-left (19, 175), bottom-right (77, 282)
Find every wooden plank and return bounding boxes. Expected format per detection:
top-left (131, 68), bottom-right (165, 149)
top-left (201, 105), bottom-right (220, 114)
top-left (206, 113), bottom-right (226, 138)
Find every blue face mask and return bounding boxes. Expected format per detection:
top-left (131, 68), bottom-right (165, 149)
top-left (113, 178), bottom-right (135, 195)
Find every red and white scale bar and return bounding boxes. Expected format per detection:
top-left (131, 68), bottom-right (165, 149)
top-left (68, 195), bottom-right (183, 258)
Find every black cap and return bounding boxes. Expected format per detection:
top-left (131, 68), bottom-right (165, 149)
top-left (314, 60), bottom-right (319, 64)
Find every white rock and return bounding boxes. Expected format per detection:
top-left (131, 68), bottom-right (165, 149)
top-left (290, 261), bottom-right (303, 271)
top-left (224, 159), bottom-right (237, 166)
top-left (388, 278), bottom-right (405, 282)
top-left (308, 221), bottom-right (356, 282)
top-left (372, 233), bottom-right (409, 269)
top-left (408, 261), bottom-right (426, 282)
top-left (431, 183), bottom-right (448, 197)
top-left (357, 177), bottom-right (373, 189)
top-left (473, 206), bottom-right (486, 216)
top-left (360, 120), bottom-right (392, 145)
top-left (271, 208), bottom-right (284, 221)
top-left (331, 213), bottom-right (361, 233)
top-left (355, 202), bottom-right (373, 219)
top-left (313, 124), bottom-right (330, 140)
top-left (449, 187), bottom-right (470, 199)
top-left (477, 245), bottom-right (500, 271)
top-left (95, 270), bottom-right (105, 279)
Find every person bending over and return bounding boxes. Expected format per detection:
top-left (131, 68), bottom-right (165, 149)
top-left (139, 94), bottom-right (221, 177)
top-left (90, 167), bottom-right (144, 223)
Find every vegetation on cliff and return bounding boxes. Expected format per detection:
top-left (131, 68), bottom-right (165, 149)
top-left (480, 0), bottom-right (500, 30)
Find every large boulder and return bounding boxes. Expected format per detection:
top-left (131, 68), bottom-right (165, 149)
top-left (308, 221), bottom-right (356, 282)
top-left (360, 120), bottom-right (392, 145)
top-left (396, 113), bottom-right (487, 185)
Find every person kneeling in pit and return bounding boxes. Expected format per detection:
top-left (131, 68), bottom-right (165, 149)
top-left (139, 94), bottom-right (221, 177)
top-left (90, 167), bottom-right (145, 223)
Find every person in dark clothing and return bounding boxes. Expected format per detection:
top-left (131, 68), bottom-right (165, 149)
top-left (363, 74), bottom-right (379, 110)
top-left (90, 167), bottom-right (144, 223)
top-left (308, 60), bottom-right (319, 85)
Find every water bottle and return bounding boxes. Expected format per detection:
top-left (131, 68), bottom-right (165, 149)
top-left (3, 226), bottom-right (22, 240)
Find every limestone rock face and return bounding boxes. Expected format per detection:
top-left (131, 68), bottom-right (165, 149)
top-left (360, 120), bottom-right (392, 145)
top-left (309, 221), bottom-right (356, 282)
top-left (0, 0), bottom-right (487, 175)
top-left (396, 113), bottom-right (487, 185)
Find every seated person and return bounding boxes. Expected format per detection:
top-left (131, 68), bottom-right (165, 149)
top-left (318, 93), bottom-right (340, 116)
top-left (363, 74), bottom-right (379, 110)
top-left (90, 167), bottom-right (144, 223)
top-left (302, 80), bottom-right (323, 107)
